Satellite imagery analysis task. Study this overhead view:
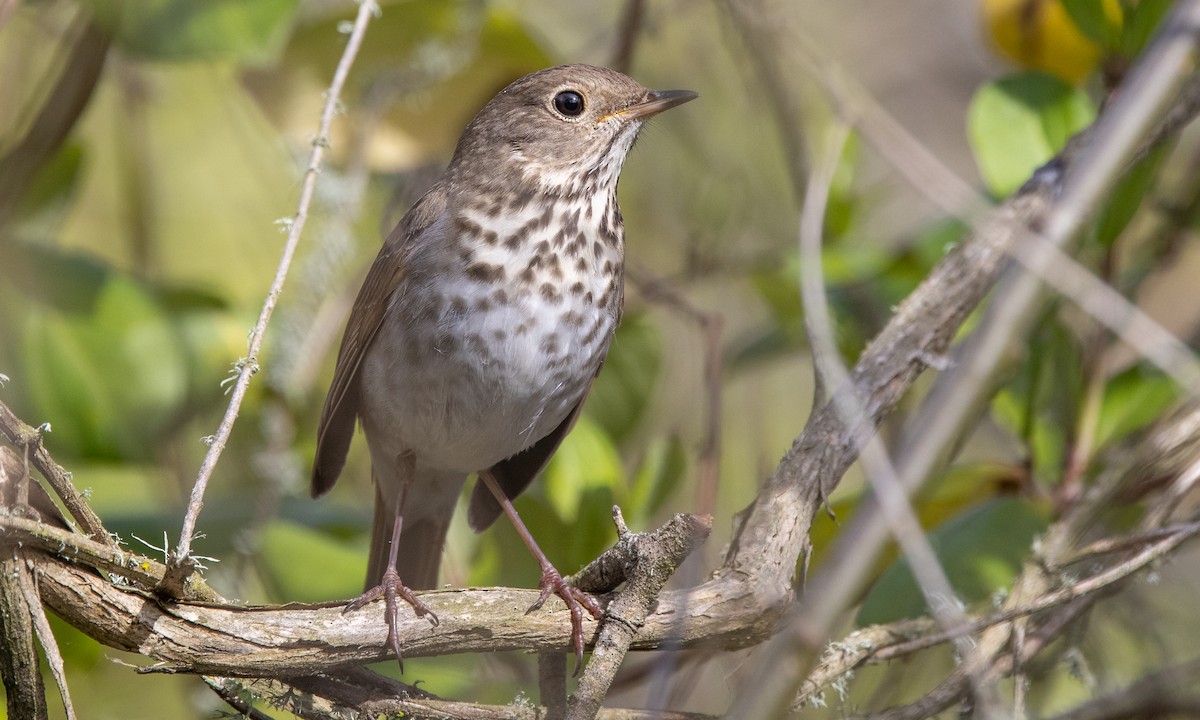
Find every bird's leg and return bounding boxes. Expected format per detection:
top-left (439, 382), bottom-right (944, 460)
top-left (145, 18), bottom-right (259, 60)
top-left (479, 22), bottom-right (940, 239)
top-left (477, 470), bottom-right (603, 672)
top-left (343, 476), bottom-right (438, 669)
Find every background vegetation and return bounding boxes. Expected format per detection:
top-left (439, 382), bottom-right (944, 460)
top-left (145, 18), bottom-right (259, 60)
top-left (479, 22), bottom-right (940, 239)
top-left (2, 0), bottom-right (1199, 717)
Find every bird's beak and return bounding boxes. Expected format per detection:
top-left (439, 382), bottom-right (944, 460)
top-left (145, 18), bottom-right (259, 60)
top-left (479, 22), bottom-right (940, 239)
top-left (609, 89), bottom-right (698, 122)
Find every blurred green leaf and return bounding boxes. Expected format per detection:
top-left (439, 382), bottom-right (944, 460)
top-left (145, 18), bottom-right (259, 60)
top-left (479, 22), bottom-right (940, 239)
top-left (2, 242), bottom-right (110, 314)
top-left (541, 415), bottom-right (624, 523)
top-left (968, 72), bottom-right (1096, 197)
top-left (1095, 366), bottom-right (1179, 449)
top-left (1120, 0), bottom-right (1172, 56)
top-left (856, 497), bottom-right (1052, 626)
top-left (12, 142), bottom-right (84, 223)
top-left (1062, 0), bottom-right (1121, 46)
top-left (992, 312), bottom-right (1083, 484)
top-left (823, 130), bottom-right (861, 239)
top-left (810, 461), bottom-right (1021, 573)
top-left (626, 435), bottom-right (688, 520)
top-left (22, 275), bottom-right (188, 459)
top-left (1095, 145), bottom-right (1165, 247)
top-left (587, 313), bottom-right (661, 443)
top-left (259, 520), bottom-right (365, 602)
top-left (87, 0), bottom-right (299, 62)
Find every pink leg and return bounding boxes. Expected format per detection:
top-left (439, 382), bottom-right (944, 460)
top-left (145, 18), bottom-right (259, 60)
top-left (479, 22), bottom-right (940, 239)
top-left (478, 470), bottom-right (603, 672)
top-left (344, 480), bottom-right (438, 670)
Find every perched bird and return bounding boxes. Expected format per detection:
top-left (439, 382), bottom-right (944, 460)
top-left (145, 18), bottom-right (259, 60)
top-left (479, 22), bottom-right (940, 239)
top-left (312, 64), bottom-right (696, 666)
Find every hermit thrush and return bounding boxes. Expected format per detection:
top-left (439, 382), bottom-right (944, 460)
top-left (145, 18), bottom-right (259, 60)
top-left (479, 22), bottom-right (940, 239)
top-left (311, 64), bottom-right (696, 667)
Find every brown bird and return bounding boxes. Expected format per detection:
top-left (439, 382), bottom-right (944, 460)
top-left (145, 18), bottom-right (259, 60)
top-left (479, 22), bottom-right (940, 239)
top-left (312, 64), bottom-right (696, 666)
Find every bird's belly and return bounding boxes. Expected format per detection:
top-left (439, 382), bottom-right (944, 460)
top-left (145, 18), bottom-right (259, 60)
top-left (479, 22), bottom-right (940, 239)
top-left (359, 277), bottom-right (616, 473)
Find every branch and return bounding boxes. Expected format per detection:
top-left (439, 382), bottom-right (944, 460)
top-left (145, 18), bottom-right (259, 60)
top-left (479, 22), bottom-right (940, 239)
top-left (568, 510), bottom-right (713, 719)
top-left (814, 397), bottom-right (1200, 716)
top-left (0, 401), bottom-right (112, 543)
top-left (1044, 656), bottom-right (1200, 720)
top-left (273, 669), bottom-right (718, 719)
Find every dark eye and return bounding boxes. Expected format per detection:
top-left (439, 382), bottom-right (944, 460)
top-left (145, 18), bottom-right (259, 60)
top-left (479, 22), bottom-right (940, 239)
top-left (553, 90), bottom-right (585, 117)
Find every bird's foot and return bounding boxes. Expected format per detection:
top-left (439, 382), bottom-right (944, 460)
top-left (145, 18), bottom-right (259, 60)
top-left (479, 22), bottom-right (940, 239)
top-left (345, 567), bottom-right (438, 670)
top-left (527, 565), bottom-right (603, 674)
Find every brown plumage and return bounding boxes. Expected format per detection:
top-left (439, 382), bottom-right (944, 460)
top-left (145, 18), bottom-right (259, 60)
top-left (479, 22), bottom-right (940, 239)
top-left (311, 64), bottom-right (696, 664)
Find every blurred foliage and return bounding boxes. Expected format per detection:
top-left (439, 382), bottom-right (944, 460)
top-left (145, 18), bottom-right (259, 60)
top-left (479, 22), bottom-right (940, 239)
top-left (0, 0), bottom-right (1196, 717)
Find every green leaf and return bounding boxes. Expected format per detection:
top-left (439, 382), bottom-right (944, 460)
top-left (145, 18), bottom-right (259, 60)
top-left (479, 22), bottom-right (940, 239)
top-left (2, 242), bottom-right (110, 314)
top-left (968, 72), bottom-right (1097, 197)
top-left (541, 415), bottom-right (624, 523)
top-left (1120, 0), bottom-right (1172, 56)
top-left (626, 435), bottom-right (687, 520)
top-left (87, 0), bottom-right (299, 62)
top-left (1062, 0), bottom-right (1121, 46)
top-left (1095, 144), bottom-right (1165, 247)
top-left (259, 520), bottom-right (366, 602)
top-left (856, 498), bottom-right (1051, 626)
top-left (22, 275), bottom-right (189, 459)
top-left (991, 313), bottom-right (1083, 484)
top-left (12, 142), bottom-right (84, 223)
top-left (1095, 366), bottom-right (1179, 448)
top-left (586, 314), bottom-right (661, 443)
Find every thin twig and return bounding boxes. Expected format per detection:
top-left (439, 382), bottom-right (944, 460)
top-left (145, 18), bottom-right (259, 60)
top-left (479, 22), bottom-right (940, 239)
top-left (165, 0), bottom-right (380, 589)
top-left (0, 400), bottom-right (110, 543)
top-left (20, 561), bottom-right (77, 720)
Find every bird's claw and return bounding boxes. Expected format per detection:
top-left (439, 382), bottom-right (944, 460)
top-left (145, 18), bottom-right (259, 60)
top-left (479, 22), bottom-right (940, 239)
top-left (344, 567), bottom-right (438, 671)
top-left (527, 566), bottom-right (603, 675)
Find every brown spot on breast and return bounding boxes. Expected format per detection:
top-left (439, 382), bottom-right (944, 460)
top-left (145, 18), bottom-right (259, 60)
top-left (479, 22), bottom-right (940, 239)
top-left (455, 216), bottom-right (484, 237)
top-left (466, 262), bottom-right (506, 283)
top-left (561, 207), bottom-right (580, 237)
top-left (540, 335), bottom-right (560, 355)
top-left (540, 282), bottom-right (562, 304)
top-left (561, 309), bottom-right (584, 327)
top-left (581, 316), bottom-right (604, 346)
top-left (491, 288), bottom-right (510, 305)
top-left (449, 297), bottom-right (468, 315)
top-left (569, 281), bottom-right (585, 296)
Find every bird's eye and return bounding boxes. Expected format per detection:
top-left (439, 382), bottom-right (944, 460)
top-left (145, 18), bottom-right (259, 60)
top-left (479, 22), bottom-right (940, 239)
top-left (552, 90), bottom-right (585, 117)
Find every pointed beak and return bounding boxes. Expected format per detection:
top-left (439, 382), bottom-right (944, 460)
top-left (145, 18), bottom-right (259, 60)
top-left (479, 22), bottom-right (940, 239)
top-left (612, 89), bottom-right (698, 122)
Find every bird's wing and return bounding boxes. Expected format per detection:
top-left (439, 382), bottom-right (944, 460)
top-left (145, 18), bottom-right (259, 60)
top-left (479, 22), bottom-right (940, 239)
top-left (310, 182), bottom-right (450, 497)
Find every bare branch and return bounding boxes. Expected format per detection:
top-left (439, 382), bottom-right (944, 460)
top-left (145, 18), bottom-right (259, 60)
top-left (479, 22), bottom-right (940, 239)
top-left (568, 511), bottom-right (712, 719)
top-left (0, 401), bottom-right (112, 543)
